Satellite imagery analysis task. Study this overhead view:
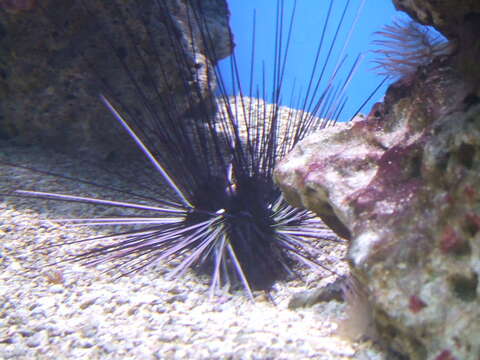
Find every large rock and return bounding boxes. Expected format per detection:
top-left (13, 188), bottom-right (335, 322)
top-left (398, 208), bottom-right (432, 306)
top-left (392, 0), bottom-right (480, 90)
top-left (392, 0), bottom-right (480, 38)
top-left (275, 3), bottom-right (480, 359)
top-left (0, 0), bottom-right (231, 158)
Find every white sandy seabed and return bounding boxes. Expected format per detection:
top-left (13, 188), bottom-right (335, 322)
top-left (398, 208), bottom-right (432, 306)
top-left (0, 141), bottom-right (385, 359)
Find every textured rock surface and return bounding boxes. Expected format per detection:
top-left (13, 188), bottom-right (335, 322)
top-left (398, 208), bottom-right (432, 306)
top-left (0, 0), bottom-right (231, 158)
top-left (275, 23), bottom-right (480, 360)
top-left (392, 0), bottom-right (480, 89)
top-left (392, 0), bottom-right (480, 37)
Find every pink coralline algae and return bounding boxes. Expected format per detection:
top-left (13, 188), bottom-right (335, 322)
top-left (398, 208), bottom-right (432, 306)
top-left (463, 184), bottom-right (476, 201)
top-left (435, 349), bottom-right (457, 360)
top-left (409, 295), bottom-right (427, 313)
top-left (440, 226), bottom-right (468, 255)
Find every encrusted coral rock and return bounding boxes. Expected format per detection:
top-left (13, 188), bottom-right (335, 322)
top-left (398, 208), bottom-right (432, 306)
top-left (275, 54), bottom-right (480, 359)
top-left (393, 0), bottom-right (480, 91)
top-left (0, 0), bottom-right (231, 158)
top-left (392, 0), bottom-right (480, 38)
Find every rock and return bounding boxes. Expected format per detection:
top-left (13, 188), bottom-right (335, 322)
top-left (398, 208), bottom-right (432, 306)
top-left (25, 330), bottom-right (48, 348)
top-left (392, 0), bottom-right (480, 90)
top-left (275, 24), bottom-right (480, 360)
top-left (288, 276), bottom-right (345, 309)
top-left (79, 295), bottom-right (98, 310)
top-left (0, 344), bottom-right (28, 359)
top-left (0, 0), bottom-right (232, 160)
top-left (391, 0), bottom-right (480, 38)
top-left (80, 322), bottom-right (98, 338)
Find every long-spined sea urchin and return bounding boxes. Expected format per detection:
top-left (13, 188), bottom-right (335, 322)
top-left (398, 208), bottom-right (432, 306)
top-left (2, 0), bottom-right (380, 300)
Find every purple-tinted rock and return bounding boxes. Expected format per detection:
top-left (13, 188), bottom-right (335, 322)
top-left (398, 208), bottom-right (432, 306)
top-left (275, 45), bottom-right (480, 360)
